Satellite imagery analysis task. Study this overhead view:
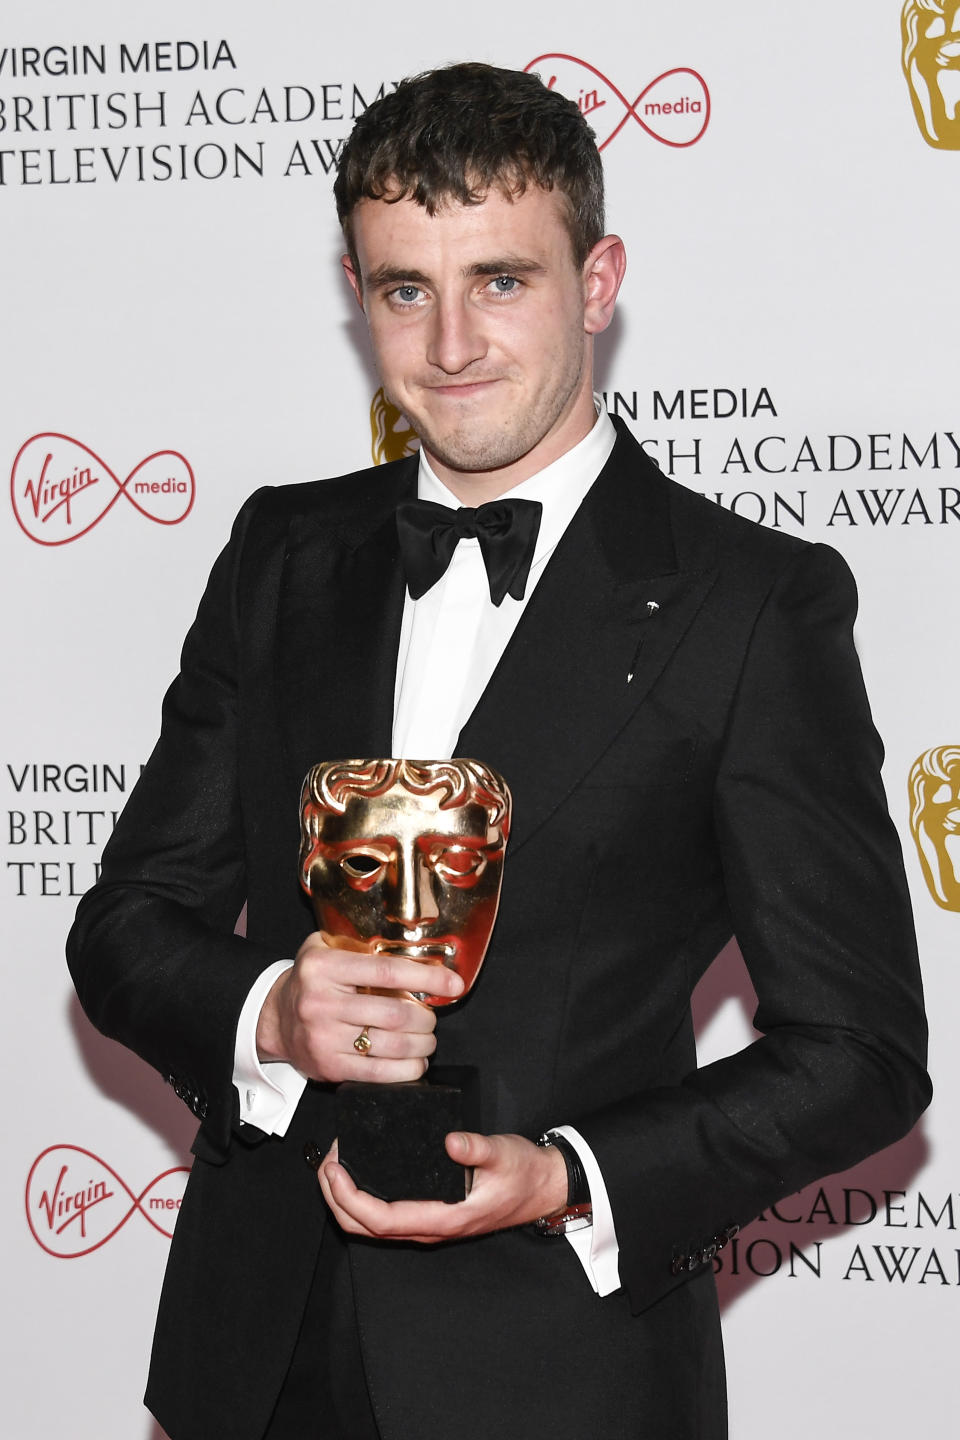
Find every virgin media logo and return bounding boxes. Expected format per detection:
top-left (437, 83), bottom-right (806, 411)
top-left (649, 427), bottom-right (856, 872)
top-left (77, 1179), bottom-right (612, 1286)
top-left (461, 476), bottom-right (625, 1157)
top-left (525, 54), bottom-right (710, 149)
top-left (25, 1145), bottom-right (190, 1258)
top-left (11, 433), bottom-right (195, 546)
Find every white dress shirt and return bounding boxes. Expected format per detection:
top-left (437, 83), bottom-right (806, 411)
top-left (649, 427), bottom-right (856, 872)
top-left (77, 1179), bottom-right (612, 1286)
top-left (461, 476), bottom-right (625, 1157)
top-left (234, 402), bottom-right (621, 1295)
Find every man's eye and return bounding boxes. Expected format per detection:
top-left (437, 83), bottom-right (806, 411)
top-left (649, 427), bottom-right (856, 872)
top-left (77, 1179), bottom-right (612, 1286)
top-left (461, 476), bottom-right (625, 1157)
top-left (488, 275), bottom-right (519, 296)
top-left (391, 285), bottom-right (423, 305)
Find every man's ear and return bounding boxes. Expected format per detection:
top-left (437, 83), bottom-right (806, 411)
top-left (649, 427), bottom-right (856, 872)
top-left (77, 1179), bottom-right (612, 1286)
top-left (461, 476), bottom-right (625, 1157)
top-left (341, 253), bottom-right (365, 311)
top-left (582, 235), bottom-right (626, 335)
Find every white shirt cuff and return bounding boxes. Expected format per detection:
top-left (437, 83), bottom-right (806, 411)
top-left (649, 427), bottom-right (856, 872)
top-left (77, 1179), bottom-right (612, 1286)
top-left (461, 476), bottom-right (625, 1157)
top-left (232, 959), bottom-right (307, 1136)
top-left (552, 1123), bottom-right (622, 1297)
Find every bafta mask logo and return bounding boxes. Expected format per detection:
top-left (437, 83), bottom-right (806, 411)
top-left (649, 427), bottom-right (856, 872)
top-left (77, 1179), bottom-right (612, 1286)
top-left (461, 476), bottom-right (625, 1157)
top-left (370, 386), bottom-right (419, 466)
top-left (908, 745), bottom-right (960, 910)
top-left (300, 758), bottom-right (512, 1001)
top-left (902, 1), bottom-right (960, 148)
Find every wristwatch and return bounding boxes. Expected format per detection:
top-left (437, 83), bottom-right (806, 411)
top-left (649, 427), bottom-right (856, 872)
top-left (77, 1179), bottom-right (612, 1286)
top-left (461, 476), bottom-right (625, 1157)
top-left (534, 1130), bottom-right (593, 1235)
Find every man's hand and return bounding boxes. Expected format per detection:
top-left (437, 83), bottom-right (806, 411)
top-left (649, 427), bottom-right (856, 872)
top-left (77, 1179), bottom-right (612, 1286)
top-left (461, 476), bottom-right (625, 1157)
top-left (319, 1131), bottom-right (569, 1243)
top-left (255, 930), bottom-right (464, 1084)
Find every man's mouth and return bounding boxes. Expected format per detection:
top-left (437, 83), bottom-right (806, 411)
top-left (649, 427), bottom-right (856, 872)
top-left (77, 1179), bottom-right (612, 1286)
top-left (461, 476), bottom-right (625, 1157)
top-left (424, 379), bottom-right (501, 398)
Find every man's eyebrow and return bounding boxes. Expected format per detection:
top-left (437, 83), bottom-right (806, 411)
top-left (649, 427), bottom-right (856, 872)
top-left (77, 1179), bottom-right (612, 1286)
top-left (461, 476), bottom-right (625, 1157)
top-left (463, 256), bottom-right (545, 278)
top-left (364, 265), bottom-right (432, 290)
top-left (363, 256), bottom-right (546, 289)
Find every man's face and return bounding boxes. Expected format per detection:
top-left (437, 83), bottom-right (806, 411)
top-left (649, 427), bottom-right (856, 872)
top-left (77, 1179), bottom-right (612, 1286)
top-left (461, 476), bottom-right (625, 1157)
top-left (303, 779), bottom-right (507, 1004)
top-left (343, 184), bottom-right (615, 499)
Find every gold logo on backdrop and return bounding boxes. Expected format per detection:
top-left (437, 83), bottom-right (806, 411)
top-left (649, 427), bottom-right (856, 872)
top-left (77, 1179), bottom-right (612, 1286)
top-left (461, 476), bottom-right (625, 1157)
top-left (902, 1), bottom-right (960, 148)
top-left (909, 746), bottom-right (960, 910)
top-left (370, 387), bottom-right (419, 465)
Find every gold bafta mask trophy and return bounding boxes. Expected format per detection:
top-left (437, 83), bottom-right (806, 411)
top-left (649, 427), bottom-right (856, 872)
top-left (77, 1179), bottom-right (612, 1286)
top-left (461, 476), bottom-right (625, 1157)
top-left (299, 757), bottom-right (512, 1201)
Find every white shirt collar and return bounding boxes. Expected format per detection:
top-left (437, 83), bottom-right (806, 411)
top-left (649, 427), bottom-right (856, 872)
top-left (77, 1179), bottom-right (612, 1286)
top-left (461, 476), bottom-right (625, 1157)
top-left (416, 401), bottom-right (616, 563)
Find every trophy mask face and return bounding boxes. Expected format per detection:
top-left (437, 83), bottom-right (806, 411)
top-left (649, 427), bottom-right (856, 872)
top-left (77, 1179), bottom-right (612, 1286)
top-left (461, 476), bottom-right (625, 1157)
top-left (909, 747), bottom-right (960, 911)
top-left (902, 1), bottom-right (960, 148)
top-left (300, 760), bottom-right (510, 1005)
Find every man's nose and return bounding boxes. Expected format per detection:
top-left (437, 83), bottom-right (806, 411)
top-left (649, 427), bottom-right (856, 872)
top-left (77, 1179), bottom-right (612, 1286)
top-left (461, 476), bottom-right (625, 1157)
top-left (425, 298), bottom-right (486, 375)
top-left (387, 849), bottom-right (439, 927)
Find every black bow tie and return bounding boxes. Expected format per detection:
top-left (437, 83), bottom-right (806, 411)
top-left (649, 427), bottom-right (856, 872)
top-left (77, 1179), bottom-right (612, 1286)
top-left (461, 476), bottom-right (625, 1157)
top-left (396, 496), bottom-right (543, 607)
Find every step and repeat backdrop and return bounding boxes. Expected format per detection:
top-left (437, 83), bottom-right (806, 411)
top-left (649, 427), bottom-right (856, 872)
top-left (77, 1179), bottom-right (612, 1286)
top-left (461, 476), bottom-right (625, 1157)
top-left (3, 2), bottom-right (956, 1435)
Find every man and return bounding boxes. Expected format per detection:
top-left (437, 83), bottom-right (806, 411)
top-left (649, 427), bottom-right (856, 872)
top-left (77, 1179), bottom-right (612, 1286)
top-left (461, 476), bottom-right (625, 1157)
top-left (68, 63), bottom-right (930, 1440)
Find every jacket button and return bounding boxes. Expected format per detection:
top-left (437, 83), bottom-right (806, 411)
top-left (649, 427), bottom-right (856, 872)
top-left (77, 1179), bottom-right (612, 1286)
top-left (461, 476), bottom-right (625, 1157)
top-left (303, 1141), bottom-right (324, 1170)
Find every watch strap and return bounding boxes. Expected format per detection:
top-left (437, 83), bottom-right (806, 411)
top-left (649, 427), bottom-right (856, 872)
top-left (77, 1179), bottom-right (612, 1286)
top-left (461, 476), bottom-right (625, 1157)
top-left (534, 1130), bottom-right (593, 1235)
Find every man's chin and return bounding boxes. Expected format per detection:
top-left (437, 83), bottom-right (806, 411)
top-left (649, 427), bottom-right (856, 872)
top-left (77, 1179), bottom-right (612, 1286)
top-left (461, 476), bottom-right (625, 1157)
top-left (418, 428), bottom-right (537, 479)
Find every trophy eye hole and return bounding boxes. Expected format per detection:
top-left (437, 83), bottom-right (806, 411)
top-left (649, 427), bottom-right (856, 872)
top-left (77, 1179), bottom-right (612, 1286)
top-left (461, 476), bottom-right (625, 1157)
top-left (430, 846), bottom-right (486, 884)
top-left (340, 853), bottom-right (383, 880)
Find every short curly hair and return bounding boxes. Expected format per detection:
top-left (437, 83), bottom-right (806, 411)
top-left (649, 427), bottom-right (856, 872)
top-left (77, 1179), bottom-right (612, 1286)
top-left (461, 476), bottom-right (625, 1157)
top-left (334, 62), bottom-right (605, 271)
top-left (299, 757), bottom-right (512, 889)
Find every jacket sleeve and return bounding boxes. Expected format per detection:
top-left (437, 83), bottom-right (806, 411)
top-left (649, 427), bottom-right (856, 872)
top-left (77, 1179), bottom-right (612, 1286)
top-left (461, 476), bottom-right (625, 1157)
top-left (576, 542), bottom-right (931, 1314)
top-left (66, 489), bottom-right (284, 1160)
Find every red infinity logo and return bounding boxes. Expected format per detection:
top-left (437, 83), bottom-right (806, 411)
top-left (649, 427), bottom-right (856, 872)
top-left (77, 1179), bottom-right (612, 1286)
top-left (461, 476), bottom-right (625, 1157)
top-left (25, 1145), bottom-right (190, 1258)
top-left (525, 54), bottom-right (710, 149)
top-left (10, 432), bottom-right (195, 546)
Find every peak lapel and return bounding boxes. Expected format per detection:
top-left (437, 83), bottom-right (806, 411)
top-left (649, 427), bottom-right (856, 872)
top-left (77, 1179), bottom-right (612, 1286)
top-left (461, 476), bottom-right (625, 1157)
top-left (456, 427), bottom-right (720, 855)
top-left (276, 461), bottom-right (416, 792)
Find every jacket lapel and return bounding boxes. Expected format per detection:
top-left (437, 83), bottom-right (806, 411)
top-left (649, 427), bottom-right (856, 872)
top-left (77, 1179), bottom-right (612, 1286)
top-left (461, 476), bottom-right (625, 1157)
top-left (276, 460), bottom-right (416, 792)
top-left (457, 425), bottom-right (720, 855)
top-left (273, 426), bottom-right (721, 844)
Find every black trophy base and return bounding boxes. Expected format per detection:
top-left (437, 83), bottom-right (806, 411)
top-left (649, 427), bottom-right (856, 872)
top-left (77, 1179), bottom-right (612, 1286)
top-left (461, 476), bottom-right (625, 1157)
top-left (336, 1066), bottom-right (479, 1203)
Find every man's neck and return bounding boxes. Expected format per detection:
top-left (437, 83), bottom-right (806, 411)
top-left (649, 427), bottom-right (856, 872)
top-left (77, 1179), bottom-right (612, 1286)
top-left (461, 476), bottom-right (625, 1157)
top-left (418, 400), bottom-right (614, 521)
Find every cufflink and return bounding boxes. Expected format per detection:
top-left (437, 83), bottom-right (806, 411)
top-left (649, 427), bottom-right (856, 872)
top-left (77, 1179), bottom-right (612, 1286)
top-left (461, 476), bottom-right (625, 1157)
top-left (303, 1141), bottom-right (324, 1170)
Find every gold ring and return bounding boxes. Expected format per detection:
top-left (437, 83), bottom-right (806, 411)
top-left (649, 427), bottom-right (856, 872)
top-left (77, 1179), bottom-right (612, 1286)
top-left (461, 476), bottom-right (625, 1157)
top-left (353, 1026), bottom-right (372, 1055)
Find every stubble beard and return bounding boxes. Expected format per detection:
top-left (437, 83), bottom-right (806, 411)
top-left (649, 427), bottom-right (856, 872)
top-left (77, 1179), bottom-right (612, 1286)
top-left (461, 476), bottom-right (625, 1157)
top-left (402, 332), bottom-right (588, 479)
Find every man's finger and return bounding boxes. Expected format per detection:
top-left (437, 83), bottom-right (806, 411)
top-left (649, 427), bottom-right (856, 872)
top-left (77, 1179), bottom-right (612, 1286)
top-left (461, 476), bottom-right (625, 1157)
top-left (333, 993), bottom-right (440, 1034)
top-left (302, 939), bottom-right (466, 1002)
top-left (322, 1160), bottom-right (462, 1239)
top-left (340, 1023), bottom-right (437, 1061)
top-left (445, 1130), bottom-right (495, 1167)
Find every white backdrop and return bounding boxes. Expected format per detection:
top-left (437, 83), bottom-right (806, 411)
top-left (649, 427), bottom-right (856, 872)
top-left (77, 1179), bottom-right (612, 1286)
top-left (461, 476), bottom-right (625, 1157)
top-left (3, 3), bottom-right (957, 1435)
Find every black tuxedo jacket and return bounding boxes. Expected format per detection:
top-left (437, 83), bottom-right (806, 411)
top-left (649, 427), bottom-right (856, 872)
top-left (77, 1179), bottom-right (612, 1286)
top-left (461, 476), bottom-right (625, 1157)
top-left (68, 420), bottom-right (930, 1440)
